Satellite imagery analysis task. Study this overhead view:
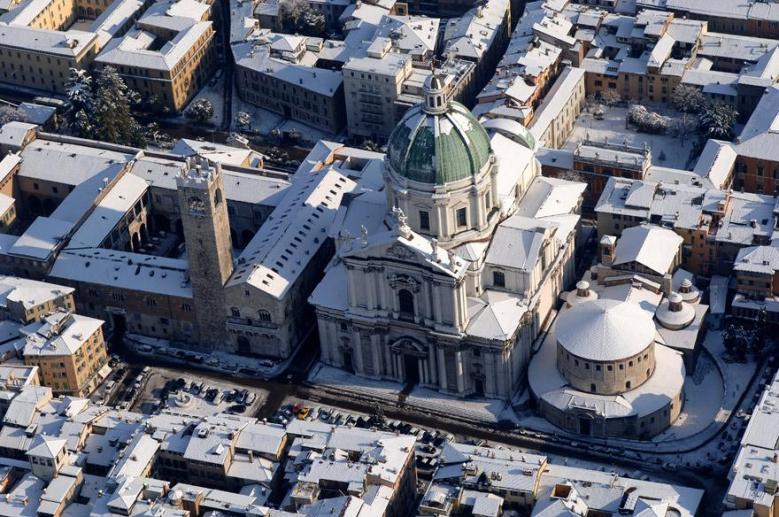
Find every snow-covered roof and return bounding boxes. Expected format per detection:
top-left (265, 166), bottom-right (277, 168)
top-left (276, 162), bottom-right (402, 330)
top-left (555, 298), bottom-right (657, 362)
top-left (529, 67), bottom-right (586, 146)
top-left (227, 168), bottom-right (356, 299)
top-left (515, 176), bottom-right (586, 219)
top-left (734, 245), bottom-right (779, 275)
top-left (96, 20), bottom-right (212, 72)
top-left (613, 224), bottom-right (683, 275)
top-left (17, 138), bottom-right (132, 185)
top-left (736, 85), bottom-right (779, 161)
top-left (232, 39), bottom-right (343, 98)
top-left (0, 276), bottom-right (73, 311)
top-left (7, 217), bottom-right (74, 260)
top-left (466, 290), bottom-right (528, 341)
top-left (485, 216), bottom-right (549, 272)
top-left (67, 173), bottom-right (149, 249)
top-left (171, 139), bottom-right (265, 169)
top-left (0, 23), bottom-right (97, 56)
top-left (49, 248), bottom-right (192, 298)
top-left (692, 139), bottom-right (735, 189)
top-left (22, 311), bottom-right (103, 357)
top-left (26, 436), bottom-right (66, 458)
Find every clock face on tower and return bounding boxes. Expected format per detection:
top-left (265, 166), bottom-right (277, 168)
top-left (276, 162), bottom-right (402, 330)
top-left (188, 196), bottom-right (206, 215)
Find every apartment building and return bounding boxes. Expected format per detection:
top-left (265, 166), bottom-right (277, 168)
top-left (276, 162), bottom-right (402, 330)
top-left (734, 85), bottom-right (779, 195)
top-left (731, 245), bottom-right (779, 322)
top-left (640, 0), bottom-right (779, 39)
top-left (724, 368), bottom-right (779, 514)
top-left (343, 49), bottom-right (414, 141)
top-left (232, 31), bottom-right (345, 134)
top-left (0, 276), bottom-right (75, 324)
top-left (541, 139), bottom-right (652, 209)
top-left (0, 25), bottom-right (99, 93)
top-left (595, 174), bottom-right (778, 276)
top-left (94, 15), bottom-right (217, 112)
top-left (442, 0), bottom-right (511, 89)
top-left (528, 66), bottom-right (586, 149)
top-left (20, 310), bottom-right (108, 397)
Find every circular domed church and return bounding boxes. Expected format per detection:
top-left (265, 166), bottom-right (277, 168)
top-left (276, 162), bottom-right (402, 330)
top-left (529, 292), bottom-right (685, 439)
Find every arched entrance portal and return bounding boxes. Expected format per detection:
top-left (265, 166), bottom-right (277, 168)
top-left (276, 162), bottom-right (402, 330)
top-left (403, 354), bottom-right (420, 384)
top-left (338, 340), bottom-right (354, 373)
top-left (390, 337), bottom-right (429, 386)
top-left (237, 336), bottom-right (250, 355)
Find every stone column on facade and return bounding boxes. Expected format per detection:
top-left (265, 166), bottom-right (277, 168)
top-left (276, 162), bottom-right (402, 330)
top-left (366, 270), bottom-right (377, 310)
top-left (354, 331), bottom-right (365, 374)
top-left (427, 343), bottom-right (437, 385)
top-left (471, 186), bottom-right (483, 229)
top-left (496, 349), bottom-right (508, 398)
top-left (483, 351), bottom-right (496, 397)
top-left (453, 288), bottom-right (465, 330)
top-left (371, 334), bottom-right (381, 378)
top-left (383, 345), bottom-right (392, 377)
top-left (394, 353), bottom-right (402, 381)
top-left (323, 320), bottom-right (336, 365)
top-left (346, 267), bottom-right (357, 308)
top-left (432, 282), bottom-right (442, 323)
top-left (455, 350), bottom-right (465, 394)
top-left (419, 358), bottom-right (428, 385)
top-left (437, 346), bottom-right (447, 391)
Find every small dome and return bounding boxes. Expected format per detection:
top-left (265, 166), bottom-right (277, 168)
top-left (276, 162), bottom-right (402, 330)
top-left (427, 74), bottom-right (445, 92)
top-left (387, 100), bottom-right (492, 185)
top-left (481, 117), bottom-right (536, 150)
top-left (656, 293), bottom-right (696, 329)
top-left (677, 278), bottom-right (701, 303)
top-left (556, 299), bottom-right (656, 362)
top-left (565, 280), bottom-right (598, 307)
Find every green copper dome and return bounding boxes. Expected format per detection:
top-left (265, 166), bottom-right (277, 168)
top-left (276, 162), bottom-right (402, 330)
top-left (387, 100), bottom-right (492, 185)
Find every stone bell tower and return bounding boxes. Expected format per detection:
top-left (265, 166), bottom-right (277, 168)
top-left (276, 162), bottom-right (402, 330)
top-left (176, 157), bottom-right (234, 346)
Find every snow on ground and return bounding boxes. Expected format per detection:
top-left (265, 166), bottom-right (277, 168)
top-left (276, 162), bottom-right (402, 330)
top-left (565, 103), bottom-right (696, 169)
top-left (181, 76), bottom-right (225, 127)
top-left (135, 367), bottom-right (266, 417)
top-left (309, 363), bottom-right (401, 402)
top-left (231, 95), bottom-right (284, 135)
top-left (309, 363), bottom-right (516, 424)
top-left (406, 386), bottom-right (517, 424)
top-left (652, 352), bottom-right (723, 442)
top-left (125, 334), bottom-right (289, 377)
top-left (230, 88), bottom-right (338, 146)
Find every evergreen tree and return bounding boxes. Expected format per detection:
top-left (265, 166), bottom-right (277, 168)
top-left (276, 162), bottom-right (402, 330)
top-left (700, 101), bottom-right (738, 140)
top-left (671, 85), bottom-right (706, 114)
top-left (724, 324), bottom-right (736, 354)
top-left (64, 67), bottom-right (145, 146)
top-left (92, 66), bottom-right (145, 147)
top-left (64, 68), bottom-right (95, 139)
top-left (185, 98), bottom-right (215, 123)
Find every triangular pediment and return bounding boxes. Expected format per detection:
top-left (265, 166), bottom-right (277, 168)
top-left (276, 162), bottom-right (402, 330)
top-left (342, 230), bottom-right (466, 278)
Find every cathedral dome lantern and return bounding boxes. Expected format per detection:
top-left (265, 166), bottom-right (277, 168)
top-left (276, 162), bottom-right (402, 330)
top-left (384, 74), bottom-right (500, 247)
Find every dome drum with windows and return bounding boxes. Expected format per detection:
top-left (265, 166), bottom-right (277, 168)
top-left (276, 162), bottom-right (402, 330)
top-left (555, 299), bottom-right (658, 396)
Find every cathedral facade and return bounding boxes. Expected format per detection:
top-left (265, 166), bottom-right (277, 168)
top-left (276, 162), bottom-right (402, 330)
top-left (310, 76), bottom-right (586, 400)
